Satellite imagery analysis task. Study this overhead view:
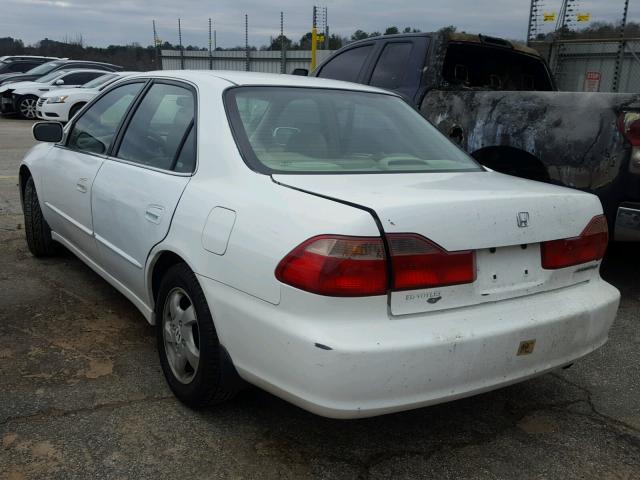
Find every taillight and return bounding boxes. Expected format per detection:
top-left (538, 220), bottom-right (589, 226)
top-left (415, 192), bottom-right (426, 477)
top-left (541, 215), bottom-right (608, 270)
top-left (387, 234), bottom-right (475, 290)
top-left (618, 112), bottom-right (640, 146)
top-left (275, 235), bottom-right (387, 297)
top-left (276, 233), bottom-right (476, 296)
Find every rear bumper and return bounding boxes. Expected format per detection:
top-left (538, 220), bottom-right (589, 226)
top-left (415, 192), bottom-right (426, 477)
top-left (199, 276), bottom-right (620, 419)
top-left (614, 203), bottom-right (640, 241)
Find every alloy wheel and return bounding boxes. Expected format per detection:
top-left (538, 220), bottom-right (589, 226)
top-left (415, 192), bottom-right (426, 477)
top-left (19, 97), bottom-right (37, 119)
top-left (162, 287), bottom-right (201, 384)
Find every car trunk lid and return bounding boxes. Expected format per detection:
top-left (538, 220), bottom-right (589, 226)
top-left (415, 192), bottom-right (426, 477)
top-left (273, 171), bottom-right (604, 315)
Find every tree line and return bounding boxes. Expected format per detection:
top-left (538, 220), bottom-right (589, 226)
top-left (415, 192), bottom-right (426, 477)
top-left (2, 21), bottom-right (638, 71)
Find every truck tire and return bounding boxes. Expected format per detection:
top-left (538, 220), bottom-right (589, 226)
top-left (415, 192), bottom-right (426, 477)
top-left (23, 176), bottom-right (57, 257)
top-left (156, 263), bottom-right (242, 408)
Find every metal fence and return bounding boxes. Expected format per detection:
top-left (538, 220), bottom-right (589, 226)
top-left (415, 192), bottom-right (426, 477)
top-left (538, 38), bottom-right (640, 93)
top-left (160, 49), bottom-right (335, 74)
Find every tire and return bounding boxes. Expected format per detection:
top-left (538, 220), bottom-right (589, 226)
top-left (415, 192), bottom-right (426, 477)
top-left (17, 95), bottom-right (38, 119)
top-left (156, 263), bottom-right (242, 408)
top-left (68, 103), bottom-right (85, 121)
top-left (23, 176), bottom-right (57, 257)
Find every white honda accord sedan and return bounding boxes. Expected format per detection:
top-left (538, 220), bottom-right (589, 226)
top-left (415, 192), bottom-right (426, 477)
top-left (20, 71), bottom-right (620, 418)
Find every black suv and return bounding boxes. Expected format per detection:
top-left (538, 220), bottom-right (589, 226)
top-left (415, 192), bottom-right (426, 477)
top-left (0, 59), bottom-right (122, 86)
top-left (0, 56), bottom-right (60, 75)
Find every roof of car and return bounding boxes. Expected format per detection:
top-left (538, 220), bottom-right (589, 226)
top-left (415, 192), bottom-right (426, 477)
top-left (125, 70), bottom-right (393, 94)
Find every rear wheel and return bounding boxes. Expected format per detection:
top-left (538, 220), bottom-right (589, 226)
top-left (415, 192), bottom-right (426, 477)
top-left (23, 176), bottom-right (57, 257)
top-left (17, 95), bottom-right (38, 119)
top-left (156, 263), bottom-right (241, 408)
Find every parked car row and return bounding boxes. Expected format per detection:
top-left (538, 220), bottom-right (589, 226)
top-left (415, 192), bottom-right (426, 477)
top-left (0, 55), bottom-right (124, 120)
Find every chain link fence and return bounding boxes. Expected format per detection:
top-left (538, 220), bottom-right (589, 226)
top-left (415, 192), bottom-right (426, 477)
top-left (160, 49), bottom-right (334, 74)
top-left (537, 38), bottom-right (640, 93)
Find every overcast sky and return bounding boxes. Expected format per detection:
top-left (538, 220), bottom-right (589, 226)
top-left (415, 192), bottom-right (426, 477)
top-left (1, 0), bottom-right (638, 48)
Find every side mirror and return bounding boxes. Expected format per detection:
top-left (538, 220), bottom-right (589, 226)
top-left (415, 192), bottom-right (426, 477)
top-left (54, 79), bottom-right (65, 85)
top-left (291, 68), bottom-right (309, 76)
top-left (32, 122), bottom-right (63, 143)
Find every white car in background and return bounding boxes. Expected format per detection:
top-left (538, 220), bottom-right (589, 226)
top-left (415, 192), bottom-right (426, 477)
top-left (0, 69), bottom-right (107, 119)
top-left (37, 71), bottom-right (136, 122)
top-left (20, 71), bottom-right (620, 419)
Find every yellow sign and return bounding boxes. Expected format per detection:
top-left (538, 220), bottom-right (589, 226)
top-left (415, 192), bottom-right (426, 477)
top-left (543, 12), bottom-right (556, 22)
top-left (576, 13), bottom-right (591, 22)
top-left (317, 34), bottom-right (325, 43)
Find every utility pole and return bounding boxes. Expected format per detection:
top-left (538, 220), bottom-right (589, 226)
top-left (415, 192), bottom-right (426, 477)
top-left (245, 14), bottom-right (250, 72)
top-left (526, 0), bottom-right (541, 45)
top-left (208, 18), bottom-right (213, 70)
top-left (152, 19), bottom-right (160, 70)
top-left (613, 0), bottom-right (630, 92)
top-left (280, 11), bottom-right (286, 74)
top-left (311, 6), bottom-right (318, 70)
top-left (178, 18), bottom-right (184, 70)
top-left (324, 7), bottom-right (329, 50)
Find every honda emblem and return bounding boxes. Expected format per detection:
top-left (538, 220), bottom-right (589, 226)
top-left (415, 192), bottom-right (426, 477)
top-left (517, 212), bottom-right (530, 228)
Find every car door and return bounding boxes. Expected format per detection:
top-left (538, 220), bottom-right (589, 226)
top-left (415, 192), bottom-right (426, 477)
top-left (91, 80), bottom-right (196, 300)
top-left (40, 81), bottom-right (146, 259)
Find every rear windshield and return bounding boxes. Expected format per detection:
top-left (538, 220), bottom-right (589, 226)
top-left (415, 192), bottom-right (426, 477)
top-left (442, 43), bottom-right (553, 91)
top-left (83, 73), bottom-right (116, 88)
top-left (225, 87), bottom-right (481, 174)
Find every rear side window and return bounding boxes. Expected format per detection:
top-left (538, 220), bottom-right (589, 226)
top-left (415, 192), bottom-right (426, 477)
top-left (67, 82), bottom-right (143, 155)
top-left (116, 83), bottom-right (195, 172)
top-left (317, 45), bottom-right (373, 83)
top-left (370, 43), bottom-right (413, 90)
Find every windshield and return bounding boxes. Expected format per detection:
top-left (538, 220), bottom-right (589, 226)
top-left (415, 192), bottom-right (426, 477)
top-left (226, 87), bottom-right (481, 174)
top-left (82, 73), bottom-right (116, 88)
top-left (38, 70), bottom-right (69, 84)
top-left (26, 61), bottom-right (62, 76)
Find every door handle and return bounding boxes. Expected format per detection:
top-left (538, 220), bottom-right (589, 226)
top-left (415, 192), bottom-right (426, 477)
top-left (76, 178), bottom-right (88, 193)
top-left (145, 205), bottom-right (165, 224)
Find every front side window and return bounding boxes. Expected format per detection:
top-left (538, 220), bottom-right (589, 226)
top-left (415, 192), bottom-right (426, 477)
top-left (226, 87), bottom-right (481, 174)
top-left (67, 82), bottom-right (144, 155)
top-left (116, 83), bottom-right (195, 172)
top-left (316, 45), bottom-right (373, 82)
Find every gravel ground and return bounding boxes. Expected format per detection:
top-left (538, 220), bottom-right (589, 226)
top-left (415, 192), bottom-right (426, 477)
top-left (0, 116), bottom-right (638, 480)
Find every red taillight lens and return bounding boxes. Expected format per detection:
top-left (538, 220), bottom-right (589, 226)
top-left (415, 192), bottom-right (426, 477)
top-left (388, 233), bottom-right (475, 290)
top-left (618, 112), bottom-right (640, 147)
top-left (275, 235), bottom-right (387, 296)
top-left (541, 215), bottom-right (609, 270)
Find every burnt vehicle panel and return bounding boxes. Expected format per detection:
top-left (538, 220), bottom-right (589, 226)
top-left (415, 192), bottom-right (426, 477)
top-left (312, 31), bottom-right (640, 241)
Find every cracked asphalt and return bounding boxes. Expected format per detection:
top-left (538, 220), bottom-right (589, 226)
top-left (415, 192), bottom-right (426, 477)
top-left (0, 117), bottom-right (639, 480)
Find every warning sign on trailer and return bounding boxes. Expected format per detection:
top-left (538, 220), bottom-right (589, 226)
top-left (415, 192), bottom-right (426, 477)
top-left (584, 71), bottom-right (601, 92)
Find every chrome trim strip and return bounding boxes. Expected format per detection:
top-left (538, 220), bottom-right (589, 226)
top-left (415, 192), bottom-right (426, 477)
top-left (94, 233), bottom-right (143, 269)
top-left (44, 201), bottom-right (93, 236)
